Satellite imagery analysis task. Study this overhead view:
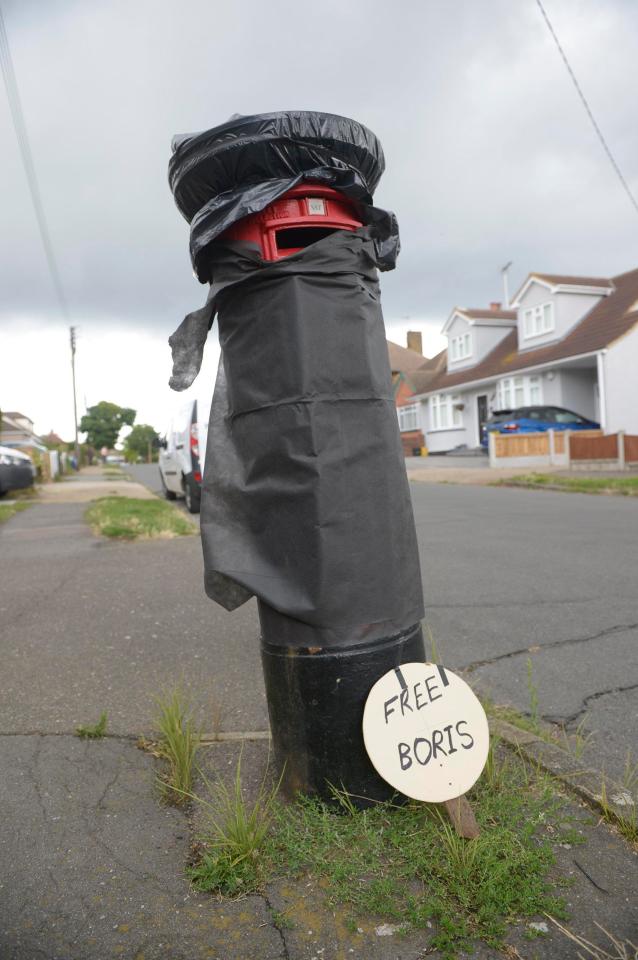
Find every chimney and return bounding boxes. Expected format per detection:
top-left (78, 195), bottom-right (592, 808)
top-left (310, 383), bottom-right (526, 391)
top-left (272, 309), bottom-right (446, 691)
top-left (407, 330), bottom-right (422, 355)
top-left (489, 301), bottom-right (502, 312)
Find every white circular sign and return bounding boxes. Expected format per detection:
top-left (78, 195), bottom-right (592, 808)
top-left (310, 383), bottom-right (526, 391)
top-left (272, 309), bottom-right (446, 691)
top-left (362, 662), bottom-right (489, 803)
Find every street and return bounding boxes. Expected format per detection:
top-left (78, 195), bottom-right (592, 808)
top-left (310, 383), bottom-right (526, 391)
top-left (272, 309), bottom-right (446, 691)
top-left (1, 478), bottom-right (637, 958)
top-left (2, 474), bottom-right (635, 782)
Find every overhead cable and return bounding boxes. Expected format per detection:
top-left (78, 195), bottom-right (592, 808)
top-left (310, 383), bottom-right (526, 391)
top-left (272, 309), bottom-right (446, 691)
top-left (535, 0), bottom-right (638, 218)
top-left (0, 4), bottom-right (69, 316)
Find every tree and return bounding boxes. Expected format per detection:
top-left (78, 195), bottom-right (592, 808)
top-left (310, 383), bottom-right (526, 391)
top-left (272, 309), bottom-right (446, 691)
top-left (79, 401), bottom-right (135, 450)
top-left (124, 424), bottom-right (160, 462)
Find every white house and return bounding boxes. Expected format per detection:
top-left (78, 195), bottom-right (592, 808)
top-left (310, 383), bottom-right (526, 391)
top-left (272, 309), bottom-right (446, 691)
top-left (405, 269), bottom-right (638, 453)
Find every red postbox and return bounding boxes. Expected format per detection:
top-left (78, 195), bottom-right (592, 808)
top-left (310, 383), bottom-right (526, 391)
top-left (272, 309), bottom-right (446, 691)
top-left (221, 184), bottom-right (363, 260)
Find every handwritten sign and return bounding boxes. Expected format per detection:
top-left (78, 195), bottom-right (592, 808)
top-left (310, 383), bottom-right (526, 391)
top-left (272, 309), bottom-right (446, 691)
top-left (362, 662), bottom-right (489, 803)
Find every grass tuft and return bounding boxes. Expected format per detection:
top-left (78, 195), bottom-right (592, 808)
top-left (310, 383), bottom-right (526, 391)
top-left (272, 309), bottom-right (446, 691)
top-left (85, 496), bottom-right (196, 540)
top-left (76, 711), bottom-right (108, 739)
top-left (155, 687), bottom-right (201, 805)
top-left (188, 751), bottom-right (281, 897)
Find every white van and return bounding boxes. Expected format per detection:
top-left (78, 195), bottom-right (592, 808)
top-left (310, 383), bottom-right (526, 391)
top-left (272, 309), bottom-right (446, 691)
top-left (158, 393), bottom-right (211, 514)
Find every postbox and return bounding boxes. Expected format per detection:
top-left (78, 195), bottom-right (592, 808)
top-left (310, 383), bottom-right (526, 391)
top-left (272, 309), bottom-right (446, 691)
top-left (168, 112), bottom-right (425, 805)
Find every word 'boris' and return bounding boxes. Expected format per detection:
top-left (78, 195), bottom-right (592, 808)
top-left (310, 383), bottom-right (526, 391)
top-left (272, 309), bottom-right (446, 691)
top-left (398, 720), bottom-right (474, 770)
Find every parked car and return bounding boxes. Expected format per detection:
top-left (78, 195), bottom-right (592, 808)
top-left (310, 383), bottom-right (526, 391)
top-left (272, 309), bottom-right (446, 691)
top-left (481, 406), bottom-right (599, 447)
top-left (0, 445), bottom-right (36, 496)
top-left (158, 397), bottom-right (209, 513)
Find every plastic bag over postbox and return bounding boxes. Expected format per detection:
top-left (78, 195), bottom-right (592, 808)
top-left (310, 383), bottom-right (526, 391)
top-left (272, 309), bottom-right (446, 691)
top-left (167, 112), bottom-right (424, 648)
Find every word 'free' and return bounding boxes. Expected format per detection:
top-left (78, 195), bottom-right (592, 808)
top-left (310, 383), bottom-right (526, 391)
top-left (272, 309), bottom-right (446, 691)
top-left (384, 672), bottom-right (444, 724)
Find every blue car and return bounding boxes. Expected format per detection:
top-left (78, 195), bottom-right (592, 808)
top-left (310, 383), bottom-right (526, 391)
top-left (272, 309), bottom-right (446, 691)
top-left (481, 406), bottom-right (599, 447)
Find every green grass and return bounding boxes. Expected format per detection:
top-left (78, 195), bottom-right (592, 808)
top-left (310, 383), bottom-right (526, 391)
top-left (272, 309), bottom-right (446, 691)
top-left (189, 744), bottom-right (573, 957)
top-left (84, 496), bottom-right (196, 540)
top-left (155, 687), bottom-right (202, 805)
top-left (188, 751), bottom-right (282, 896)
top-left (76, 711), bottom-right (108, 739)
top-left (0, 501), bottom-right (30, 524)
top-left (504, 473), bottom-right (638, 495)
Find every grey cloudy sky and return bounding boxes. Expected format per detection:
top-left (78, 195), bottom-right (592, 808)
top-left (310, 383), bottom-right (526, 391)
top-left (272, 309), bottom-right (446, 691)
top-left (2, 0), bottom-right (637, 437)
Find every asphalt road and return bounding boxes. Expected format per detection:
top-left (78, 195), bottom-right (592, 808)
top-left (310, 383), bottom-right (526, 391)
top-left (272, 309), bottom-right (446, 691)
top-left (1, 475), bottom-right (636, 787)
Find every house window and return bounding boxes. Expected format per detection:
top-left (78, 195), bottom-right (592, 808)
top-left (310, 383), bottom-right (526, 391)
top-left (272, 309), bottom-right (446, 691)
top-left (523, 302), bottom-right (554, 338)
top-left (430, 394), bottom-right (463, 430)
top-left (495, 375), bottom-right (543, 409)
top-left (450, 333), bottom-right (472, 361)
top-left (528, 376), bottom-right (542, 404)
top-left (398, 403), bottom-right (419, 432)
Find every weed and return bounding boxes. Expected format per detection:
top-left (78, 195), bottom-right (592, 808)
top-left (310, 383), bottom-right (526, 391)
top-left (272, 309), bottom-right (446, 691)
top-left (155, 687), bottom-right (201, 805)
top-left (598, 775), bottom-right (638, 844)
top-left (270, 909), bottom-right (295, 930)
top-left (547, 915), bottom-right (638, 959)
top-left (526, 657), bottom-right (540, 731)
top-left (561, 715), bottom-right (594, 761)
top-left (188, 751), bottom-right (281, 896)
top-left (85, 496), bottom-right (196, 540)
top-left (75, 711), bottom-right (108, 739)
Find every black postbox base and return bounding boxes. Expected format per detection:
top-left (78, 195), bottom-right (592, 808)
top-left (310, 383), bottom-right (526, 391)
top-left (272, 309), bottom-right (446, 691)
top-left (259, 602), bottom-right (425, 807)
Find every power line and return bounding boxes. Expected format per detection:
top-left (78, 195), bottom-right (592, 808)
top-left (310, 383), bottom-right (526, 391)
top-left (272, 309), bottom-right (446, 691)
top-left (535, 0), bottom-right (638, 218)
top-left (0, 3), bottom-right (69, 316)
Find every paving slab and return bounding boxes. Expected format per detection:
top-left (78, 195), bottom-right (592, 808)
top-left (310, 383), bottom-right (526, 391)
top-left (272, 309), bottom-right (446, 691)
top-left (0, 735), bottom-right (284, 960)
top-left (0, 503), bottom-right (266, 737)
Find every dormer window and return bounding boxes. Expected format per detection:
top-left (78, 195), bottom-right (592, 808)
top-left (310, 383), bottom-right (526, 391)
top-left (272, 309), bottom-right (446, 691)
top-left (523, 302), bottom-right (554, 339)
top-left (450, 332), bottom-right (472, 361)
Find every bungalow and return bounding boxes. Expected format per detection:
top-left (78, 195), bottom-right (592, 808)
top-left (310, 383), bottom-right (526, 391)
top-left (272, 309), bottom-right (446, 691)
top-left (387, 333), bottom-right (446, 456)
top-left (0, 411), bottom-right (46, 451)
top-left (405, 268), bottom-right (638, 453)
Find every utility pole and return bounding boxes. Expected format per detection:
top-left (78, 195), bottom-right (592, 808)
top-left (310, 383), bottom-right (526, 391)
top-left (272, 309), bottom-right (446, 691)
top-left (500, 261), bottom-right (512, 306)
top-left (69, 326), bottom-right (80, 466)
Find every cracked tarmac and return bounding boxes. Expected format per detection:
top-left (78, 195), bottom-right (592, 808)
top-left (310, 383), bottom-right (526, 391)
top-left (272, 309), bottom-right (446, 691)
top-left (0, 481), bottom-right (637, 957)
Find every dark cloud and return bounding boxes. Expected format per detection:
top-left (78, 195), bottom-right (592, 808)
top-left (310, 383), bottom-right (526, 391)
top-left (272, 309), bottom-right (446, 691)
top-left (1, 0), bottom-right (637, 337)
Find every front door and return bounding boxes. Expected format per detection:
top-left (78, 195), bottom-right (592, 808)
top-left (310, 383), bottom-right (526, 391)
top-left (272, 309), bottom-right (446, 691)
top-left (477, 395), bottom-right (488, 446)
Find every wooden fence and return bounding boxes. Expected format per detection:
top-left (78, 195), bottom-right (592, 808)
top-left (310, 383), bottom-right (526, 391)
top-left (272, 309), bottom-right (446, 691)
top-left (488, 429), bottom-right (638, 470)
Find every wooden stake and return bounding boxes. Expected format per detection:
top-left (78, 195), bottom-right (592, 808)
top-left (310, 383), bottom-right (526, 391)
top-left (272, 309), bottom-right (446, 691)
top-left (442, 794), bottom-right (480, 839)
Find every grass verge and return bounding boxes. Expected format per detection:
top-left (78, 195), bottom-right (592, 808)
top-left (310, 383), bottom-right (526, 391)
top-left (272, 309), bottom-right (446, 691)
top-left (0, 501), bottom-right (30, 524)
top-left (189, 743), bottom-right (577, 957)
top-left (501, 473), bottom-right (638, 495)
top-left (85, 496), bottom-right (196, 540)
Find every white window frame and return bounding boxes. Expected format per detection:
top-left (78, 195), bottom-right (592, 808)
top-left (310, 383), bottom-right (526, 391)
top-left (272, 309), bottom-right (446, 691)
top-left (522, 301), bottom-right (554, 339)
top-left (495, 375), bottom-right (543, 409)
top-left (398, 403), bottom-right (419, 432)
top-left (429, 394), bottom-right (463, 431)
top-left (450, 332), bottom-right (472, 362)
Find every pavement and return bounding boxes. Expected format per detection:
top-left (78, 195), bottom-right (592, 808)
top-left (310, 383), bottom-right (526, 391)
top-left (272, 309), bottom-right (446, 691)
top-left (37, 465), bottom-right (156, 503)
top-left (0, 468), bottom-right (637, 958)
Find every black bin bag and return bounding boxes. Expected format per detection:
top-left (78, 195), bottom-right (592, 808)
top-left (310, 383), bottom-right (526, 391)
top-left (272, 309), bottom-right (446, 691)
top-left (168, 112), bottom-right (424, 651)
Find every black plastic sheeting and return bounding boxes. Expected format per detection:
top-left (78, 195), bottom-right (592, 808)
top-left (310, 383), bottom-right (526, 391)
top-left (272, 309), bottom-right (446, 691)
top-left (167, 112), bottom-right (424, 649)
top-left (169, 227), bottom-right (424, 648)
top-left (169, 111), bottom-right (387, 281)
